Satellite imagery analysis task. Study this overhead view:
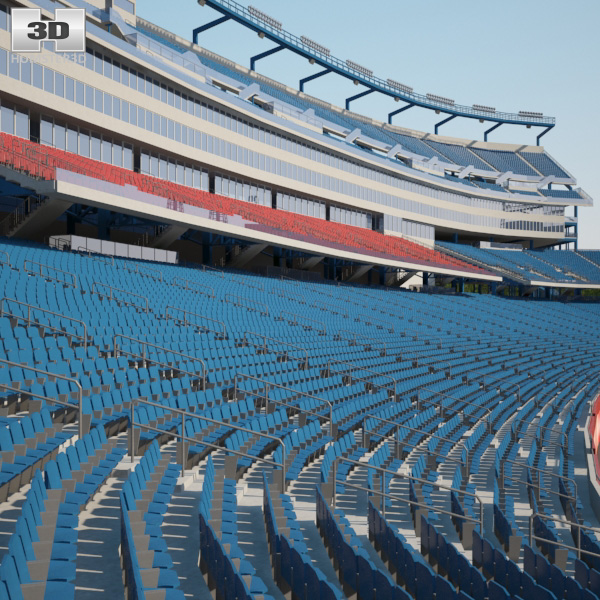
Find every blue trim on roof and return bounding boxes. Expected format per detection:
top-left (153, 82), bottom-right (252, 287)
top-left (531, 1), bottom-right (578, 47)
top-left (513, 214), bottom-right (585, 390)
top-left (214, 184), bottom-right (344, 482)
top-left (197, 0), bottom-right (556, 130)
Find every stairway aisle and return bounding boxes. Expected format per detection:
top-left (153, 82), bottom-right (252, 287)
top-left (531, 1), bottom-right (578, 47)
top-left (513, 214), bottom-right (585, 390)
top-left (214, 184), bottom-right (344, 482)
top-left (236, 458), bottom-right (286, 600)
top-left (75, 446), bottom-right (129, 600)
top-left (160, 486), bottom-right (211, 600)
top-left (286, 457), bottom-right (345, 595)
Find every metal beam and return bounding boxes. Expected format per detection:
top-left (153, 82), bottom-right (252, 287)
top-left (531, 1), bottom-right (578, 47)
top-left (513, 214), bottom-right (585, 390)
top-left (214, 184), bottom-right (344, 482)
top-left (192, 16), bottom-right (230, 43)
top-left (196, 0), bottom-right (557, 129)
top-left (536, 126), bottom-right (554, 146)
top-left (434, 114), bottom-right (457, 135)
top-left (388, 103), bottom-right (414, 124)
top-left (299, 68), bottom-right (332, 92)
top-left (484, 122), bottom-right (503, 142)
top-left (250, 45), bottom-right (284, 72)
top-left (345, 88), bottom-right (375, 111)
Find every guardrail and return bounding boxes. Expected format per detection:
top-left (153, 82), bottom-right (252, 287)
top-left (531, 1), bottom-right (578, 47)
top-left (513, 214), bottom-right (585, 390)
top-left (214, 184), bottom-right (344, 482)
top-left (225, 293), bottom-right (269, 315)
top-left (172, 277), bottom-right (215, 297)
top-left (75, 246), bottom-right (115, 265)
top-left (91, 282), bottom-right (149, 312)
top-left (417, 388), bottom-right (493, 432)
top-left (233, 373), bottom-right (334, 438)
top-left (362, 413), bottom-right (469, 472)
top-left (0, 297), bottom-right (88, 349)
top-left (129, 396), bottom-right (285, 489)
top-left (24, 260), bottom-right (77, 288)
top-left (201, 264), bottom-right (225, 277)
top-left (323, 359), bottom-right (397, 397)
top-left (310, 299), bottom-right (348, 317)
top-left (528, 513), bottom-right (600, 562)
top-left (355, 313), bottom-right (394, 333)
top-left (498, 457), bottom-right (578, 508)
top-left (124, 263), bottom-right (164, 282)
top-left (277, 310), bottom-right (326, 334)
top-left (0, 358), bottom-right (84, 437)
top-left (334, 330), bottom-right (386, 355)
top-left (165, 306), bottom-right (227, 339)
top-left (330, 457), bottom-right (484, 535)
top-left (511, 426), bottom-right (569, 454)
top-left (241, 332), bottom-right (309, 367)
top-left (113, 334), bottom-right (207, 391)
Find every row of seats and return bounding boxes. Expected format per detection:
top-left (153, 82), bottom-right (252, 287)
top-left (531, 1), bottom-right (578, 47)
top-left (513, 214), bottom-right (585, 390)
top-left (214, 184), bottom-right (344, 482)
top-left (199, 456), bottom-right (274, 599)
top-left (0, 132), bottom-right (483, 274)
top-left (0, 425), bottom-right (124, 599)
top-left (263, 473), bottom-right (343, 599)
top-left (120, 441), bottom-right (184, 599)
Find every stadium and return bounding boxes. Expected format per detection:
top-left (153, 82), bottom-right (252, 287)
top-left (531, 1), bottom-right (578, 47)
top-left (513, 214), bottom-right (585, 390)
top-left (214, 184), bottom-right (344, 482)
top-left (0, 0), bottom-right (599, 598)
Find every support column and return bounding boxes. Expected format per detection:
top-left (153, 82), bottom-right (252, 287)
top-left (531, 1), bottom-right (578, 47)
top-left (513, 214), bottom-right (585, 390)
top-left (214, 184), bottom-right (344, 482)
top-left (250, 45), bottom-right (285, 72)
top-left (388, 103), bottom-right (414, 125)
top-left (192, 16), bottom-right (230, 44)
top-left (434, 114), bottom-right (457, 135)
top-left (536, 126), bottom-right (554, 146)
top-left (299, 68), bottom-right (331, 92)
top-left (345, 88), bottom-right (375, 111)
top-left (484, 122), bottom-right (503, 142)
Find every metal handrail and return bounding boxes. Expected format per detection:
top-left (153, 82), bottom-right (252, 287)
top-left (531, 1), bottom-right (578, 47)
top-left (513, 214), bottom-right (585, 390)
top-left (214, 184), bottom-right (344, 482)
top-left (255, 392), bottom-right (331, 428)
top-left (91, 282), bottom-right (149, 313)
top-left (498, 457), bottom-right (578, 503)
top-left (129, 396), bottom-right (285, 490)
top-left (201, 264), bottom-right (225, 277)
top-left (324, 359), bottom-right (397, 397)
top-left (363, 428), bottom-right (466, 471)
top-left (233, 373), bottom-right (334, 438)
top-left (310, 299), bottom-right (348, 318)
top-left (0, 358), bottom-right (84, 437)
top-left (512, 428), bottom-right (568, 454)
top-left (0, 250), bottom-right (10, 267)
top-left (0, 383), bottom-right (79, 416)
top-left (242, 332), bottom-right (309, 366)
top-left (113, 334), bottom-right (207, 390)
top-left (76, 246), bottom-right (115, 265)
top-left (225, 293), bottom-right (269, 316)
top-left (278, 310), bottom-right (326, 334)
top-left (335, 330), bottom-right (386, 355)
top-left (495, 380), bottom-right (521, 401)
top-left (528, 512), bottom-right (600, 561)
top-left (399, 328), bottom-right (445, 348)
top-left (355, 313), bottom-right (394, 333)
top-left (24, 260), bottom-right (77, 288)
top-left (417, 388), bottom-right (493, 428)
top-left (165, 306), bottom-right (227, 339)
top-left (0, 297), bottom-right (88, 349)
top-left (362, 413), bottom-right (469, 470)
top-left (331, 456), bottom-right (484, 530)
top-left (172, 277), bottom-right (215, 297)
top-left (513, 421), bottom-right (569, 451)
top-left (464, 371), bottom-right (512, 393)
top-left (235, 274), bottom-right (265, 292)
top-left (334, 479), bottom-right (481, 532)
top-left (124, 263), bottom-right (164, 282)
top-left (280, 276), bottom-right (301, 286)
top-left (304, 283), bottom-right (333, 298)
top-left (276, 288), bottom-right (307, 305)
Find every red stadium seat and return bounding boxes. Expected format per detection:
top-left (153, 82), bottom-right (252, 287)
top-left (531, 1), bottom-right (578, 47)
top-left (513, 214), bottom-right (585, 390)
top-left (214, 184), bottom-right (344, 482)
top-left (0, 132), bottom-right (485, 273)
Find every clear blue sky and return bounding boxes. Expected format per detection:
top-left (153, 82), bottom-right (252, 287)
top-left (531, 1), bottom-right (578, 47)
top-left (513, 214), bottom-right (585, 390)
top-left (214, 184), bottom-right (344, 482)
top-left (138, 0), bottom-right (600, 248)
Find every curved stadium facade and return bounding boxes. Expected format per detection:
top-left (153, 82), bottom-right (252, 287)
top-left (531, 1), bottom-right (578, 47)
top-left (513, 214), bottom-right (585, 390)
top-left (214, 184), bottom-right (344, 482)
top-left (0, 1), bottom-right (599, 599)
